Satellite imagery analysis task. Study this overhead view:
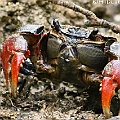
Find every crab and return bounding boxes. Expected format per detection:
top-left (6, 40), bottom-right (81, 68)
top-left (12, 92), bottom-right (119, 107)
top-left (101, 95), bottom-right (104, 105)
top-left (0, 19), bottom-right (120, 118)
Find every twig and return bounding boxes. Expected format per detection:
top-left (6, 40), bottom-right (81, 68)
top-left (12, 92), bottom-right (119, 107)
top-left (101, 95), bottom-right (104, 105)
top-left (46, 0), bottom-right (120, 33)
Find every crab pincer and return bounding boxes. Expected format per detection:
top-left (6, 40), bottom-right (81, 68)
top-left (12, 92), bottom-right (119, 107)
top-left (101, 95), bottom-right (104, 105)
top-left (0, 36), bottom-right (30, 98)
top-left (101, 60), bottom-right (120, 118)
top-left (0, 24), bottom-right (44, 98)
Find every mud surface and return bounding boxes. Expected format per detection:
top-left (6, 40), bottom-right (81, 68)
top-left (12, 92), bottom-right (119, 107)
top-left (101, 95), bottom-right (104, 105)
top-left (0, 0), bottom-right (120, 120)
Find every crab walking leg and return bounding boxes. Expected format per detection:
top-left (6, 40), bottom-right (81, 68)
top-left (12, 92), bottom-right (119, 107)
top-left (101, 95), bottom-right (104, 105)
top-left (102, 77), bottom-right (118, 118)
top-left (11, 52), bottom-right (25, 98)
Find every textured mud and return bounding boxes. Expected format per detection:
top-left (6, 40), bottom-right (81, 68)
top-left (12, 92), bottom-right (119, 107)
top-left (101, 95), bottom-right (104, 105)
top-left (0, 0), bottom-right (120, 120)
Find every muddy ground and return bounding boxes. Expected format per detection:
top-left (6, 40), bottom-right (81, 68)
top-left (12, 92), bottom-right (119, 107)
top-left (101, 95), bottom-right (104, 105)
top-left (0, 0), bottom-right (120, 120)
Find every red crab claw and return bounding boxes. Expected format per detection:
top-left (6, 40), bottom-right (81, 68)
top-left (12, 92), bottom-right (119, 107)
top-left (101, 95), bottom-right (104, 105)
top-left (102, 60), bottom-right (120, 118)
top-left (1, 35), bottom-right (30, 98)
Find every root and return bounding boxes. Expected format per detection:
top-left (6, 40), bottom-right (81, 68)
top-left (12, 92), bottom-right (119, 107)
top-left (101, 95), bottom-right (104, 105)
top-left (46, 0), bottom-right (120, 33)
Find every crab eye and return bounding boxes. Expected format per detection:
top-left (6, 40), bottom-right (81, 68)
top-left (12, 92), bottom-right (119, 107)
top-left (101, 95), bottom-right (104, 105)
top-left (59, 44), bottom-right (67, 52)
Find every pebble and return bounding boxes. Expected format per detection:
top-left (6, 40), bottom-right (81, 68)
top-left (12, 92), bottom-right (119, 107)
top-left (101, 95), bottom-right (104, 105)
top-left (107, 116), bottom-right (120, 120)
top-left (114, 14), bottom-right (120, 23)
top-left (66, 9), bottom-right (77, 18)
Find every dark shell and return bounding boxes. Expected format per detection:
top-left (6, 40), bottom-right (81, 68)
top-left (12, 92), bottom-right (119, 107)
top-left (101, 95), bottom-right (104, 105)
top-left (77, 44), bottom-right (108, 71)
top-left (47, 34), bottom-right (62, 59)
top-left (61, 26), bottom-right (90, 38)
top-left (18, 24), bottom-right (44, 35)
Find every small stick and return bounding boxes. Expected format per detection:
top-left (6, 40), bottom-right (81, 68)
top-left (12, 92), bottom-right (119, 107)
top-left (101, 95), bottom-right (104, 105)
top-left (46, 0), bottom-right (120, 33)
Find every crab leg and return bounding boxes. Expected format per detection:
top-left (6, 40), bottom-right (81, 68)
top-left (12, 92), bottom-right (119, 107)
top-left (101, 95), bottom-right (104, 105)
top-left (102, 60), bottom-right (120, 118)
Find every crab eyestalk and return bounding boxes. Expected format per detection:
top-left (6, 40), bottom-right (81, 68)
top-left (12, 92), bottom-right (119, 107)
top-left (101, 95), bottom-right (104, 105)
top-left (102, 60), bottom-right (120, 118)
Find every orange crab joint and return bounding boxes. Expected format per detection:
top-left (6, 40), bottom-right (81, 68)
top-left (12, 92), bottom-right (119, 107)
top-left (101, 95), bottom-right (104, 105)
top-left (11, 52), bottom-right (25, 98)
top-left (102, 76), bottom-right (118, 118)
